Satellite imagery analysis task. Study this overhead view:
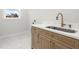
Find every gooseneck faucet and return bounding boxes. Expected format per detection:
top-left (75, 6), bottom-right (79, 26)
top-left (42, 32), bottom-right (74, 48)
top-left (56, 13), bottom-right (64, 27)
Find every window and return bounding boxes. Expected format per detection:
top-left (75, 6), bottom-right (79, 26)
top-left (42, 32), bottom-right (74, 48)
top-left (4, 9), bottom-right (20, 19)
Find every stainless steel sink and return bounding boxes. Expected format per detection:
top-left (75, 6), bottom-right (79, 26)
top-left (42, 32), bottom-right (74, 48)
top-left (46, 26), bottom-right (77, 33)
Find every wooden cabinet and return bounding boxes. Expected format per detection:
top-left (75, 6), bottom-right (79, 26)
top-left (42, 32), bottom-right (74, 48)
top-left (32, 26), bottom-right (55, 49)
top-left (32, 26), bottom-right (78, 49)
top-left (31, 26), bottom-right (39, 49)
top-left (55, 42), bottom-right (69, 49)
top-left (54, 33), bottom-right (75, 49)
top-left (50, 41), bottom-right (55, 49)
top-left (38, 35), bottom-right (51, 49)
top-left (38, 28), bottom-right (55, 49)
top-left (75, 39), bottom-right (79, 48)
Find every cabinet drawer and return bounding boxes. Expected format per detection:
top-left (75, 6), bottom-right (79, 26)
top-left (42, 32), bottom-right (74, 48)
top-left (39, 28), bottom-right (55, 39)
top-left (55, 42), bottom-right (70, 49)
top-left (54, 33), bottom-right (75, 48)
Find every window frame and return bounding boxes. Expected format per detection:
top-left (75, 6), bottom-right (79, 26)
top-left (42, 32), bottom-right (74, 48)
top-left (3, 9), bottom-right (21, 19)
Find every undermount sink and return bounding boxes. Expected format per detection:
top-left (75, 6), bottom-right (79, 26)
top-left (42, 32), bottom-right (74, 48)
top-left (46, 26), bottom-right (77, 33)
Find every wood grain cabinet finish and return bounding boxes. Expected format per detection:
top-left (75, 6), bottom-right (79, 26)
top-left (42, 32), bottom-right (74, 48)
top-left (38, 28), bottom-right (55, 49)
top-left (31, 26), bottom-right (39, 49)
top-left (38, 35), bottom-right (51, 49)
top-left (55, 42), bottom-right (70, 49)
top-left (32, 26), bottom-right (79, 49)
top-left (75, 39), bottom-right (79, 48)
top-left (54, 33), bottom-right (75, 49)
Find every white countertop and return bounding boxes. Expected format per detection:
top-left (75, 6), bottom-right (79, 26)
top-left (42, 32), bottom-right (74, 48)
top-left (32, 24), bottom-right (79, 40)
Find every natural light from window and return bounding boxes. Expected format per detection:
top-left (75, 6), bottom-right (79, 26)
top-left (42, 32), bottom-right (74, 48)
top-left (4, 9), bottom-right (20, 19)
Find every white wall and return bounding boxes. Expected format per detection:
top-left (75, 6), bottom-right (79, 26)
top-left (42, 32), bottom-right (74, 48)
top-left (28, 9), bottom-right (79, 29)
top-left (0, 9), bottom-right (79, 37)
top-left (0, 9), bottom-right (30, 36)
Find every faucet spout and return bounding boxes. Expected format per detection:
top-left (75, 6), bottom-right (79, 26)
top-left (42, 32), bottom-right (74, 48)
top-left (56, 13), bottom-right (64, 27)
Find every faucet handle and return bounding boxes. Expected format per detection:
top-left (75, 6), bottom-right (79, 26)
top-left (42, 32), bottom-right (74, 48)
top-left (69, 24), bottom-right (72, 28)
top-left (56, 16), bottom-right (58, 20)
top-left (63, 24), bottom-right (66, 26)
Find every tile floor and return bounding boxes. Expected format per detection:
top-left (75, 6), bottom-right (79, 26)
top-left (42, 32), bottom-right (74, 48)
top-left (0, 33), bottom-right (31, 49)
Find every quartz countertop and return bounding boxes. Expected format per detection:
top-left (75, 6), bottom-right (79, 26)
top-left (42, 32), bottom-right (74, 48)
top-left (32, 24), bottom-right (79, 40)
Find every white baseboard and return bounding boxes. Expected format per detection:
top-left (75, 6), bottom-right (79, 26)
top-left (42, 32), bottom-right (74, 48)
top-left (0, 31), bottom-right (27, 39)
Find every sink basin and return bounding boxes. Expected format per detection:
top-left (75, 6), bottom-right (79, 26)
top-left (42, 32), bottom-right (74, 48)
top-left (46, 26), bottom-right (77, 33)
